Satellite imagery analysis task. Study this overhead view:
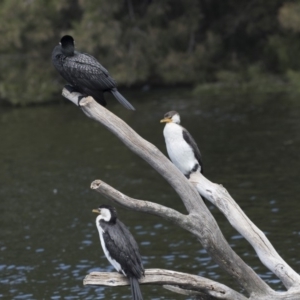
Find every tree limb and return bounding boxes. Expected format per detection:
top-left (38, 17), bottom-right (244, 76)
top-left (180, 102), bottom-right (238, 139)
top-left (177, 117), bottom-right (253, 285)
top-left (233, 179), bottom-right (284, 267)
top-left (91, 179), bottom-right (190, 228)
top-left (189, 172), bottom-right (300, 290)
top-left (84, 269), bottom-right (248, 300)
top-left (62, 89), bottom-right (293, 297)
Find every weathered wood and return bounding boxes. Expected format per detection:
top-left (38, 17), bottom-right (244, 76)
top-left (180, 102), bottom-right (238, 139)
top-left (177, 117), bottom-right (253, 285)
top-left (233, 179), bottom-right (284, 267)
top-left (189, 172), bottom-right (300, 290)
top-left (84, 269), bottom-right (248, 300)
top-left (83, 269), bottom-right (300, 300)
top-left (90, 180), bottom-right (300, 300)
top-left (90, 180), bottom-right (190, 228)
top-left (62, 89), bottom-right (272, 296)
top-left (62, 89), bottom-right (300, 299)
top-left (62, 89), bottom-right (203, 213)
top-left (163, 285), bottom-right (209, 298)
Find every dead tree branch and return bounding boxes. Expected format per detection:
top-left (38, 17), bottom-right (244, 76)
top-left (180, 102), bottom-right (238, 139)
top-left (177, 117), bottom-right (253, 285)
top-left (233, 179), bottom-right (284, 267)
top-left (91, 180), bottom-right (190, 228)
top-left (62, 88), bottom-right (300, 299)
top-left (189, 172), bottom-right (300, 289)
top-left (84, 269), bottom-right (248, 300)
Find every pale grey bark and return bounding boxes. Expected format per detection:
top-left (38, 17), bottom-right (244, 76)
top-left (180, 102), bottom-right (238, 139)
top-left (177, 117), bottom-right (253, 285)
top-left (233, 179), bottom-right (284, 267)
top-left (62, 89), bottom-right (300, 299)
top-left (84, 269), bottom-right (248, 300)
top-left (189, 172), bottom-right (300, 289)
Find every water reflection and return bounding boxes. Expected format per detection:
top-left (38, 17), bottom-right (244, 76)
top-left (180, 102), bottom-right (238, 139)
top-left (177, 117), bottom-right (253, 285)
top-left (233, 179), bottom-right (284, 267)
top-left (1, 90), bottom-right (300, 298)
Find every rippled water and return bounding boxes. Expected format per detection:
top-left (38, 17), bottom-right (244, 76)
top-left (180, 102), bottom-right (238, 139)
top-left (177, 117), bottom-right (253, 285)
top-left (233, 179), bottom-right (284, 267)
top-left (1, 89), bottom-right (300, 299)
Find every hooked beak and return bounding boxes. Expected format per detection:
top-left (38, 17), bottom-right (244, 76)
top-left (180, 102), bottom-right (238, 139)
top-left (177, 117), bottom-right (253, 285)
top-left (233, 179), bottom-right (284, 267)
top-left (160, 117), bottom-right (172, 123)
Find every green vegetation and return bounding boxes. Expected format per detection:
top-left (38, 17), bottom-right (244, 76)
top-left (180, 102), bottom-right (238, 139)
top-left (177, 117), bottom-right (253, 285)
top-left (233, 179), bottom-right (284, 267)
top-left (1, 0), bottom-right (300, 105)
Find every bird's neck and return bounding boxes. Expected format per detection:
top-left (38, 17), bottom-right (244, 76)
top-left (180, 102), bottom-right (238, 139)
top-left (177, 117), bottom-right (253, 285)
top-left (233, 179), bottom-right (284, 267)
top-left (165, 122), bottom-right (181, 129)
top-left (163, 122), bottom-right (182, 139)
top-left (61, 45), bottom-right (74, 57)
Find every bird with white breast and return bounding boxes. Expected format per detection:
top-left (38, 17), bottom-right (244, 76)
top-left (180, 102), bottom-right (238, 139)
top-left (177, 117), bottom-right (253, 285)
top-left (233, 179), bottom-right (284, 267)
top-left (160, 111), bottom-right (203, 178)
top-left (93, 205), bottom-right (144, 300)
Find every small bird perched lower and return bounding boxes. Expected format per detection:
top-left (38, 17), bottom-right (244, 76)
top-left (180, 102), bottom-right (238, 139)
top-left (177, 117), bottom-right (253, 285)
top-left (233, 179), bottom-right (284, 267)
top-left (160, 111), bottom-right (203, 178)
top-left (93, 205), bottom-right (144, 300)
top-left (52, 35), bottom-right (135, 110)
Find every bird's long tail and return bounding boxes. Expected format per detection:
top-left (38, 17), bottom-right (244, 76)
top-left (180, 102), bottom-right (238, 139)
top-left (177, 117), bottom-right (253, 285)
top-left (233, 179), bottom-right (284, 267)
top-left (111, 88), bottom-right (135, 111)
top-left (129, 277), bottom-right (143, 300)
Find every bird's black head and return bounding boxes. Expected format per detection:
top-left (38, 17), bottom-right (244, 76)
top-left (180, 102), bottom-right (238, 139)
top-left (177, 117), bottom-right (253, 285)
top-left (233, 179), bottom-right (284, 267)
top-left (60, 35), bottom-right (75, 56)
top-left (92, 204), bottom-right (118, 224)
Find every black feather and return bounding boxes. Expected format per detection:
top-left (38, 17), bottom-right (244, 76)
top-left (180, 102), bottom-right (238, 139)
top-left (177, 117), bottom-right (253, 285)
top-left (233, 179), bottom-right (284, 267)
top-left (95, 205), bottom-right (144, 299)
top-left (52, 35), bottom-right (135, 110)
top-left (100, 219), bottom-right (144, 279)
top-left (182, 129), bottom-right (204, 174)
top-left (130, 277), bottom-right (143, 300)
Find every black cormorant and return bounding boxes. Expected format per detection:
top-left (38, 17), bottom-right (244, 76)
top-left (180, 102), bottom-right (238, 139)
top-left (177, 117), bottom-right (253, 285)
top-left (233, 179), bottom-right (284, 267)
top-left (52, 35), bottom-right (135, 110)
top-left (93, 205), bottom-right (144, 300)
top-left (160, 111), bottom-right (203, 178)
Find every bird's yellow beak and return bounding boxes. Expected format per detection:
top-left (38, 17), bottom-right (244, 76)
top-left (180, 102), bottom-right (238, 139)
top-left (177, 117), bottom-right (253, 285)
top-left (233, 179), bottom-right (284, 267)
top-left (92, 209), bottom-right (100, 214)
top-left (160, 117), bottom-right (172, 123)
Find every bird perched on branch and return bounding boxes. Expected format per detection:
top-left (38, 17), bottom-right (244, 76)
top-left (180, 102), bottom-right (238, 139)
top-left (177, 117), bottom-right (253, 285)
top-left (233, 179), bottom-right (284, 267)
top-left (52, 35), bottom-right (135, 110)
top-left (93, 205), bottom-right (144, 300)
top-left (160, 111), bottom-right (203, 178)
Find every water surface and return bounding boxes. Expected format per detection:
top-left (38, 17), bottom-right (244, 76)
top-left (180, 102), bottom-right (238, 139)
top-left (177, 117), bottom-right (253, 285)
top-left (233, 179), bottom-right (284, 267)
top-left (1, 89), bottom-right (300, 299)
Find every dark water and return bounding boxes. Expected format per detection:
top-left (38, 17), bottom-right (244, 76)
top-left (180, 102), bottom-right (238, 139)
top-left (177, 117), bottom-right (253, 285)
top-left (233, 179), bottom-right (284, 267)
top-left (1, 89), bottom-right (300, 299)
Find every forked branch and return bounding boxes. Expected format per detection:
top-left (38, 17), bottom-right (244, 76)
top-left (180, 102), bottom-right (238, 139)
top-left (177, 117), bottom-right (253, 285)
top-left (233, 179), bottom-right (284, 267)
top-left (62, 88), bottom-right (300, 299)
top-left (189, 172), bottom-right (300, 289)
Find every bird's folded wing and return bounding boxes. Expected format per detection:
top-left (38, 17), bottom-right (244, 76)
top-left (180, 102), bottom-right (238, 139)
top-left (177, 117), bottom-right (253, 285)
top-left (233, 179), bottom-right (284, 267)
top-left (63, 54), bottom-right (116, 90)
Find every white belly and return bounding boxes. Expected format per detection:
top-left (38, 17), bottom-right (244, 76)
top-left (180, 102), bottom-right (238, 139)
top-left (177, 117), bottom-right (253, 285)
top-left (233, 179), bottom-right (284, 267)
top-left (96, 220), bottom-right (126, 276)
top-left (163, 123), bottom-right (198, 175)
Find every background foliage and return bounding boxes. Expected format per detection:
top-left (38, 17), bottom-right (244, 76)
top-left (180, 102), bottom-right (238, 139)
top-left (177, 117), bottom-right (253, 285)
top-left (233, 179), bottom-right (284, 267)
top-left (1, 0), bottom-right (300, 105)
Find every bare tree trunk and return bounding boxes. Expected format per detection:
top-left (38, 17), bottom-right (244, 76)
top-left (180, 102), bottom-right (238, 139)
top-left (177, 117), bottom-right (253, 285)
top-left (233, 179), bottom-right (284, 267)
top-left (62, 89), bottom-right (300, 299)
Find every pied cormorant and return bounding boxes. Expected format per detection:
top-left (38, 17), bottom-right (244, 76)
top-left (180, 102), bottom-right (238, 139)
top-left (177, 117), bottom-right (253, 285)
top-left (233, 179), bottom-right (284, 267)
top-left (93, 205), bottom-right (144, 300)
top-left (160, 111), bottom-right (203, 178)
top-left (52, 35), bottom-right (135, 110)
